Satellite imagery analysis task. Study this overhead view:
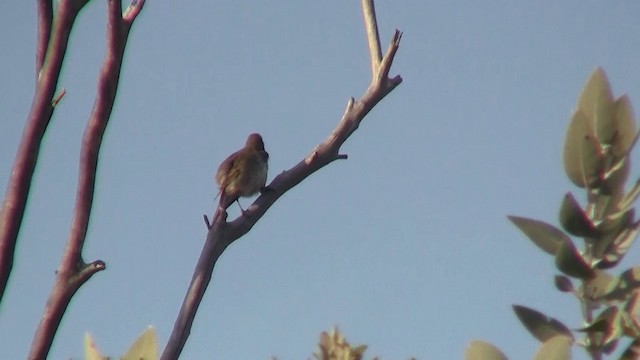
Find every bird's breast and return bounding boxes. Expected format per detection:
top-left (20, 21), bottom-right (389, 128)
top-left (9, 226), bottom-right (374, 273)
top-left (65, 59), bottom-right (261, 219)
top-left (236, 153), bottom-right (267, 197)
top-left (254, 160), bottom-right (268, 186)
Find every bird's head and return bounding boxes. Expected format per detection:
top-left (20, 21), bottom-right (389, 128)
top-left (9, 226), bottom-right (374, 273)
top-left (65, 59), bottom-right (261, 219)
top-left (246, 133), bottom-right (265, 151)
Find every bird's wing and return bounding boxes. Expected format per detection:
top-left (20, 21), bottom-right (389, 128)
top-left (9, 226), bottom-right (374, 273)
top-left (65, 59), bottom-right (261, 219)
top-left (215, 150), bottom-right (241, 187)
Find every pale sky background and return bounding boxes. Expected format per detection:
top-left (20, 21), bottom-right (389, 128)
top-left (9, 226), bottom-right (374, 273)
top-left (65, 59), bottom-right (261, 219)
top-left (2, 1), bottom-right (640, 359)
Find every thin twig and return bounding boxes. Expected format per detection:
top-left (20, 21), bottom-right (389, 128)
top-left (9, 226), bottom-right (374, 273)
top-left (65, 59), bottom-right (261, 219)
top-left (27, 1), bottom-right (145, 358)
top-left (51, 88), bottom-right (67, 107)
top-left (0, 0), bottom-right (90, 305)
top-left (361, 0), bottom-right (382, 75)
top-left (161, 13), bottom-right (402, 360)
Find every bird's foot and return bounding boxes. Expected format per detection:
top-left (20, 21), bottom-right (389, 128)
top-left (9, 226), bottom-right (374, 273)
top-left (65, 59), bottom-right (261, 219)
top-left (261, 185), bottom-right (274, 193)
top-left (235, 200), bottom-right (249, 216)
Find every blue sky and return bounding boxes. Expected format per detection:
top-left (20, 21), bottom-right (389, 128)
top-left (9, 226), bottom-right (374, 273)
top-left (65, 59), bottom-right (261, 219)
top-left (2, 1), bottom-right (640, 359)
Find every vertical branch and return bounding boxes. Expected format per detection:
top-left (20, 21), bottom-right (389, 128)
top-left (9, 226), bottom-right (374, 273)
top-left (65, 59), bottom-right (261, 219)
top-left (27, 1), bottom-right (145, 359)
top-left (36, 0), bottom-right (53, 79)
top-left (361, 0), bottom-right (382, 75)
top-left (0, 0), bottom-right (90, 304)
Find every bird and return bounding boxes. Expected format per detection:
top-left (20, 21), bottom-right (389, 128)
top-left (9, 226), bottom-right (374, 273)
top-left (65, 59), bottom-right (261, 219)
top-left (215, 133), bottom-right (269, 212)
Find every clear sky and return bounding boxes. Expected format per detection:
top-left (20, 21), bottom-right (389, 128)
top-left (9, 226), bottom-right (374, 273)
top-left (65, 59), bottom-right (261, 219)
top-left (2, 1), bottom-right (640, 359)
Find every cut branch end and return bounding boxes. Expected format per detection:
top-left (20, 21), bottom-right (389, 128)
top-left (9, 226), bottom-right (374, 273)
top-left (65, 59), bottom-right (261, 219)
top-left (76, 260), bottom-right (106, 284)
top-left (123, 0), bottom-right (145, 23)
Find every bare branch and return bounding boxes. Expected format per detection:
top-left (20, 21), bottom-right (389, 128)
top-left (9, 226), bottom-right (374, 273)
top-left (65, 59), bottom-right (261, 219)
top-left (161, 11), bottom-right (403, 360)
top-left (27, 1), bottom-right (145, 358)
top-left (36, 0), bottom-right (53, 79)
top-left (376, 31), bottom-right (402, 86)
top-left (162, 210), bottom-right (232, 360)
top-left (0, 0), bottom-right (90, 304)
top-left (361, 0), bottom-right (382, 75)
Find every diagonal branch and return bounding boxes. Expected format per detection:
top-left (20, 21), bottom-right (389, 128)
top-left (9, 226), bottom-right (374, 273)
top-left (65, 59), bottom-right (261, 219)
top-left (27, 1), bottom-right (145, 359)
top-left (0, 0), bottom-right (90, 304)
top-left (161, 9), bottom-right (402, 360)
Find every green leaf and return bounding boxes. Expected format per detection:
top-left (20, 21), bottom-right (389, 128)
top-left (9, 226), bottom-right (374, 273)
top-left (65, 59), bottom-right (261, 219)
top-left (465, 341), bottom-right (508, 360)
top-left (576, 317), bottom-right (609, 333)
top-left (84, 333), bottom-right (105, 360)
top-left (558, 192), bottom-right (599, 237)
top-left (582, 131), bottom-right (605, 189)
top-left (620, 307), bottom-right (640, 338)
top-left (611, 95), bottom-right (637, 159)
top-left (619, 179), bottom-right (640, 211)
top-left (578, 68), bottom-right (614, 145)
top-left (601, 157), bottom-right (630, 195)
top-left (576, 306), bottom-right (620, 333)
top-left (593, 208), bottom-right (634, 260)
top-left (625, 292), bottom-right (640, 318)
top-left (598, 223), bottom-right (640, 269)
top-left (617, 267), bottom-right (640, 297)
top-left (555, 238), bottom-right (595, 279)
top-left (512, 305), bottom-right (573, 342)
top-left (581, 270), bottom-right (617, 301)
top-left (556, 240), bottom-right (595, 279)
top-left (576, 307), bottom-right (622, 347)
top-left (599, 207), bottom-right (633, 236)
top-left (598, 190), bottom-right (625, 221)
top-left (508, 216), bottom-right (567, 255)
top-left (532, 336), bottom-right (572, 360)
top-left (564, 110), bottom-right (604, 188)
top-left (585, 267), bottom-right (640, 303)
top-left (121, 327), bottom-right (157, 360)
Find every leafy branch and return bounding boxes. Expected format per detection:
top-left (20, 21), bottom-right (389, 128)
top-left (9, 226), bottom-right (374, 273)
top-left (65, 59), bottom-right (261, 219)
top-left (466, 69), bottom-right (640, 359)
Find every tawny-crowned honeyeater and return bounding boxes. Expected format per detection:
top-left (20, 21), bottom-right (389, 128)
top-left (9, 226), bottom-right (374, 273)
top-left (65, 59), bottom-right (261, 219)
top-left (215, 133), bottom-right (269, 211)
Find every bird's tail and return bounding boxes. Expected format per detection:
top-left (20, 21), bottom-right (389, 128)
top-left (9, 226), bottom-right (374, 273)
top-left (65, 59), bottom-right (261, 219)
top-left (217, 191), bottom-right (236, 210)
top-left (209, 190), bottom-right (235, 228)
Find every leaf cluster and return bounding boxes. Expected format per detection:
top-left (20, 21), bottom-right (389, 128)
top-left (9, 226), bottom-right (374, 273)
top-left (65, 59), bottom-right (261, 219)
top-left (84, 327), bottom-right (157, 360)
top-left (313, 328), bottom-right (368, 360)
top-left (467, 68), bottom-right (640, 359)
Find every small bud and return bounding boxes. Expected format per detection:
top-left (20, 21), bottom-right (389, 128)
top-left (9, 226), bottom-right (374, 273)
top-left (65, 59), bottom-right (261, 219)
top-left (554, 275), bottom-right (574, 293)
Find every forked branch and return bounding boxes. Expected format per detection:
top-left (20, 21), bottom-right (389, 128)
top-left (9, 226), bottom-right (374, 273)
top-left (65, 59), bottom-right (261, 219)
top-left (161, 4), bottom-right (402, 360)
top-left (27, 1), bottom-right (145, 359)
top-left (0, 0), bottom-right (91, 304)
